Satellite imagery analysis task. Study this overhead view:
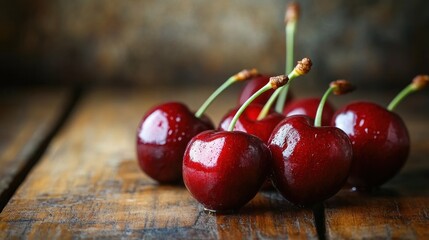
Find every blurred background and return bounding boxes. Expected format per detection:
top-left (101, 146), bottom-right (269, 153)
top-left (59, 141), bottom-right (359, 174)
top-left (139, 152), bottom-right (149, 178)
top-left (1, 0), bottom-right (428, 90)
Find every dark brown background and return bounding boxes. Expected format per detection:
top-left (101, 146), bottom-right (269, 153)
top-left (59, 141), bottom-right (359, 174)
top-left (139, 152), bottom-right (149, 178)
top-left (1, 0), bottom-right (428, 89)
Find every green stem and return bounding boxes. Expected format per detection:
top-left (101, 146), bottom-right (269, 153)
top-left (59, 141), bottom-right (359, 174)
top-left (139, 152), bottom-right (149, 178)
top-left (275, 84), bottom-right (290, 113)
top-left (195, 77), bottom-right (235, 118)
top-left (257, 87), bottom-right (283, 120)
top-left (314, 87), bottom-right (334, 127)
top-left (257, 71), bottom-right (300, 120)
top-left (286, 22), bottom-right (296, 74)
top-left (387, 84), bottom-right (415, 111)
top-left (275, 21), bottom-right (297, 113)
top-left (228, 84), bottom-right (272, 131)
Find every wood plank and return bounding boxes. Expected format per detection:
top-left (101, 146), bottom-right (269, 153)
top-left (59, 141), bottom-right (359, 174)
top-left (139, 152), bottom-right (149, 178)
top-left (0, 87), bottom-right (71, 209)
top-left (324, 115), bottom-right (429, 239)
top-left (0, 87), bottom-right (317, 239)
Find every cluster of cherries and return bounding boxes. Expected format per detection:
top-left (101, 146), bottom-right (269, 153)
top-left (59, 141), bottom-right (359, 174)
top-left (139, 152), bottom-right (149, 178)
top-left (136, 2), bottom-right (429, 212)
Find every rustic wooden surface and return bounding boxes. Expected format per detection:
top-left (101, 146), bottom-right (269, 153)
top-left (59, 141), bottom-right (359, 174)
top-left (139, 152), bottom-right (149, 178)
top-left (0, 87), bottom-right (428, 239)
top-left (0, 88), bottom-right (317, 239)
top-left (324, 116), bottom-right (429, 239)
top-left (0, 88), bottom-right (71, 209)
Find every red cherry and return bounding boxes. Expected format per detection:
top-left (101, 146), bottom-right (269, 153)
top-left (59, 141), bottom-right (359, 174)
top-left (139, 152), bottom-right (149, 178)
top-left (183, 130), bottom-right (271, 212)
top-left (332, 102), bottom-right (410, 189)
top-left (238, 75), bottom-right (293, 106)
top-left (269, 80), bottom-right (354, 205)
top-left (136, 102), bottom-right (213, 183)
top-left (268, 115), bottom-right (353, 205)
top-left (331, 75), bottom-right (429, 189)
top-left (218, 104), bottom-right (285, 143)
top-left (283, 98), bottom-right (335, 126)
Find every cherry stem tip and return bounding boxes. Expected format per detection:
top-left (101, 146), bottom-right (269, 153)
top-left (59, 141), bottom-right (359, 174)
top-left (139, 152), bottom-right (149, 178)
top-left (387, 74), bottom-right (429, 111)
top-left (285, 2), bottom-right (300, 23)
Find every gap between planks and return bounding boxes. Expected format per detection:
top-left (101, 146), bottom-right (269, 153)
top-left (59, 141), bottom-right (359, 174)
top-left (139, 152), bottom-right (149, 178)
top-left (0, 87), bottom-right (83, 212)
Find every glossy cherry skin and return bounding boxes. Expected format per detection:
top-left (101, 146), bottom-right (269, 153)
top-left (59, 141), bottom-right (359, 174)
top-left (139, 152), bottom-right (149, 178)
top-left (268, 115), bottom-right (353, 205)
top-left (283, 98), bottom-right (335, 126)
top-left (239, 75), bottom-right (293, 106)
top-left (218, 104), bottom-right (285, 143)
top-left (332, 101), bottom-right (410, 189)
top-left (183, 130), bottom-right (271, 212)
top-left (136, 102), bottom-right (214, 183)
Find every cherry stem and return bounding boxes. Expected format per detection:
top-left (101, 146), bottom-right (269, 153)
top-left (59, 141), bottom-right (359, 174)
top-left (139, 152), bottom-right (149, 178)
top-left (314, 80), bottom-right (355, 127)
top-left (195, 69), bottom-right (258, 118)
top-left (195, 77), bottom-right (235, 118)
top-left (275, 21), bottom-right (297, 113)
top-left (228, 84), bottom-right (272, 131)
top-left (387, 84), bottom-right (415, 112)
top-left (314, 87), bottom-right (334, 127)
top-left (257, 71), bottom-right (299, 120)
top-left (387, 75), bottom-right (429, 111)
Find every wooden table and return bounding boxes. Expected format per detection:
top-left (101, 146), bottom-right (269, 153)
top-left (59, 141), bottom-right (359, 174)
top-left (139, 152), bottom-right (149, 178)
top-left (0, 86), bottom-right (428, 239)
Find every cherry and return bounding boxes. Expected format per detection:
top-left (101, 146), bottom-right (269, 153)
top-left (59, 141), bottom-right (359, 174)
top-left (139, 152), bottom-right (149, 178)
top-left (137, 102), bottom-right (214, 183)
top-left (183, 59), bottom-right (313, 212)
top-left (283, 98), bottom-right (335, 126)
top-left (183, 77), bottom-right (287, 212)
top-left (183, 130), bottom-right (271, 212)
top-left (332, 102), bottom-right (408, 189)
top-left (136, 69), bottom-right (259, 183)
top-left (268, 80), bottom-right (354, 205)
top-left (332, 75), bottom-right (429, 189)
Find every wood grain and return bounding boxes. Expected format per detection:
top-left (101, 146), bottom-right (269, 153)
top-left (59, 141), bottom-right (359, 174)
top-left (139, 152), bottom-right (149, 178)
top-left (324, 116), bottom-right (429, 239)
top-left (0, 88), bottom-right (71, 209)
top-left (0, 88), bottom-right (317, 239)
